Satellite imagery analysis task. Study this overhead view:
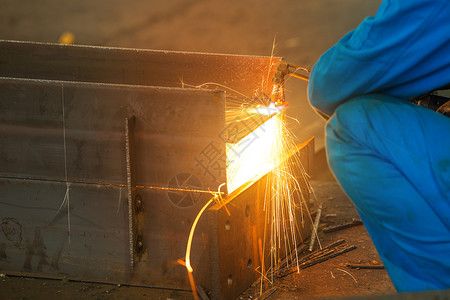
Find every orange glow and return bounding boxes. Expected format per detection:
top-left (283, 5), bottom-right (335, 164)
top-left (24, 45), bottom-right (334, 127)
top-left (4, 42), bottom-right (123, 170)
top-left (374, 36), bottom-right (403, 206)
top-left (226, 112), bottom-right (282, 193)
top-left (185, 183), bottom-right (225, 273)
top-left (185, 196), bottom-right (216, 273)
top-left (184, 102), bottom-right (318, 286)
top-left (225, 103), bottom-right (311, 277)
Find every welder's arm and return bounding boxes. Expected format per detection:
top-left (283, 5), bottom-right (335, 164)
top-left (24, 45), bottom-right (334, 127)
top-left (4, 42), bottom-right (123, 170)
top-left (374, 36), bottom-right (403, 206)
top-left (308, 0), bottom-right (450, 117)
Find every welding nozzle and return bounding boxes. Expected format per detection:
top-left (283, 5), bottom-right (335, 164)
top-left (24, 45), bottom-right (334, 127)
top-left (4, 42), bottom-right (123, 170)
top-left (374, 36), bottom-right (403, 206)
top-left (272, 61), bottom-right (310, 84)
top-left (272, 61), bottom-right (291, 85)
top-left (270, 61), bottom-right (310, 104)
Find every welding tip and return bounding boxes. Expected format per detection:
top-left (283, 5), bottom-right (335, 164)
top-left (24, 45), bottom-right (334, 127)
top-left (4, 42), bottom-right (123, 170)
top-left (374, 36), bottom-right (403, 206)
top-left (270, 61), bottom-right (310, 104)
top-left (272, 61), bottom-right (291, 85)
top-left (272, 61), bottom-right (310, 85)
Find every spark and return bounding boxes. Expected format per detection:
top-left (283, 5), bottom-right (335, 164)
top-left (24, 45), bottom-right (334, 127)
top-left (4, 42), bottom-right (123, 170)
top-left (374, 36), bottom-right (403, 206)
top-left (336, 268), bottom-right (358, 283)
top-left (254, 266), bottom-right (273, 285)
top-left (185, 195), bottom-right (216, 273)
top-left (182, 63), bottom-right (320, 292)
top-left (185, 183), bottom-right (225, 273)
top-left (183, 104), bottom-right (300, 276)
top-left (225, 99), bottom-right (315, 278)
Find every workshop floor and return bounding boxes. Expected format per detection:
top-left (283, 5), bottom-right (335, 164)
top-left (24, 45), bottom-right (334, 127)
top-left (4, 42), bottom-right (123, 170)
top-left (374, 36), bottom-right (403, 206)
top-left (240, 181), bottom-right (396, 299)
top-left (0, 1), bottom-right (398, 299)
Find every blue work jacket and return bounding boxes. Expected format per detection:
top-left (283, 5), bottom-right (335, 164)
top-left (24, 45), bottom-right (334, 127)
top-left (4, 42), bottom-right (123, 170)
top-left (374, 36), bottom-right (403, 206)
top-left (308, 0), bottom-right (450, 116)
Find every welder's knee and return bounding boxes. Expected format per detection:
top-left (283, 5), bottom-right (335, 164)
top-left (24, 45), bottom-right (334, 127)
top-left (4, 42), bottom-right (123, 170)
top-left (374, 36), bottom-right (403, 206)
top-left (324, 96), bottom-right (376, 171)
top-left (323, 94), bottom-right (409, 184)
top-left (323, 95), bottom-right (450, 291)
top-left (324, 94), bottom-right (413, 161)
top-left (326, 96), bottom-right (375, 141)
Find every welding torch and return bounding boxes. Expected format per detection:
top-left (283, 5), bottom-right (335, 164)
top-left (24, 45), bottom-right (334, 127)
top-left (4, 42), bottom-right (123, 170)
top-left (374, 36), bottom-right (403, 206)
top-left (270, 61), bottom-right (310, 105)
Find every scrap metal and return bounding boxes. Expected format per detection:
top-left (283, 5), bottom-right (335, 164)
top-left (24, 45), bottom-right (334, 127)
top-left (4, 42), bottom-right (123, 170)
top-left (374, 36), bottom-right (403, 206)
top-left (323, 218), bottom-right (363, 233)
top-left (277, 240), bottom-right (357, 278)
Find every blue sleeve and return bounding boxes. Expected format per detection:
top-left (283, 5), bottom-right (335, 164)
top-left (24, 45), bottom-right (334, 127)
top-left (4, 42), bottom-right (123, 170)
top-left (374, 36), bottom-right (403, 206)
top-left (308, 0), bottom-right (450, 116)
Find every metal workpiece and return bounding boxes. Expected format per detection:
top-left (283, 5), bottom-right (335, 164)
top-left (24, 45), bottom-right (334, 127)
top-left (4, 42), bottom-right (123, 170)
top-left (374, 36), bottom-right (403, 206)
top-left (0, 179), bottom-right (129, 278)
top-left (0, 39), bottom-right (281, 97)
top-left (218, 176), bottom-right (305, 297)
top-left (0, 77), bottom-right (226, 188)
top-left (0, 41), bottom-right (313, 299)
top-left (210, 138), bottom-right (314, 299)
top-left (0, 76), bottom-right (226, 287)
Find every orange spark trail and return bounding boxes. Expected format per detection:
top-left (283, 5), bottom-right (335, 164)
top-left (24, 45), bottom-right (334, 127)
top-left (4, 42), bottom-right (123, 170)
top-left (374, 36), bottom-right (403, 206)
top-left (185, 183), bottom-right (225, 273)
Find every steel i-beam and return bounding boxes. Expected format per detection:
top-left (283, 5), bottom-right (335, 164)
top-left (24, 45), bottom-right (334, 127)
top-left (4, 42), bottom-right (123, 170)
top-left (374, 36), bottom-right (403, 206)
top-left (0, 40), bottom-right (313, 299)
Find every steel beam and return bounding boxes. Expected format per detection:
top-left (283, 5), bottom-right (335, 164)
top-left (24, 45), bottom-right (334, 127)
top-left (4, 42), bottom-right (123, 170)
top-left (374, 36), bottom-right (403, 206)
top-left (0, 77), bottom-right (226, 290)
top-left (0, 40), bottom-right (280, 97)
top-left (0, 77), bottom-right (226, 188)
top-left (0, 41), bottom-right (313, 299)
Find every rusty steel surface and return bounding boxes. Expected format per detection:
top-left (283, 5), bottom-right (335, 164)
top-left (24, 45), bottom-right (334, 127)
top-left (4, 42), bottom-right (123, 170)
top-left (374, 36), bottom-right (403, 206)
top-left (0, 41), bottom-right (312, 299)
top-left (0, 78), bottom-right (226, 188)
top-left (0, 40), bottom-right (281, 97)
top-left (0, 77), bottom-right (226, 290)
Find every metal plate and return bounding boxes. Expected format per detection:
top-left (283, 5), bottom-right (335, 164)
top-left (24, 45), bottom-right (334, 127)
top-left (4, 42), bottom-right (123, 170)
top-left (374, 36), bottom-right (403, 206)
top-left (0, 77), bottom-right (226, 189)
top-left (0, 41), bottom-right (309, 300)
top-left (0, 40), bottom-right (281, 97)
top-left (0, 76), bottom-right (226, 291)
top-left (0, 178), bottom-right (129, 280)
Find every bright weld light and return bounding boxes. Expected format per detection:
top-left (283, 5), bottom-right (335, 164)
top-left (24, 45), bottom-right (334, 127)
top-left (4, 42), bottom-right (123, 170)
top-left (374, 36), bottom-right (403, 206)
top-left (186, 102), bottom-right (313, 281)
top-left (226, 104), bottom-right (309, 276)
top-left (185, 106), bottom-right (286, 274)
top-left (226, 111), bottom-right (283, 193)
top-left (245, 103), bottom-right (286, 116)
